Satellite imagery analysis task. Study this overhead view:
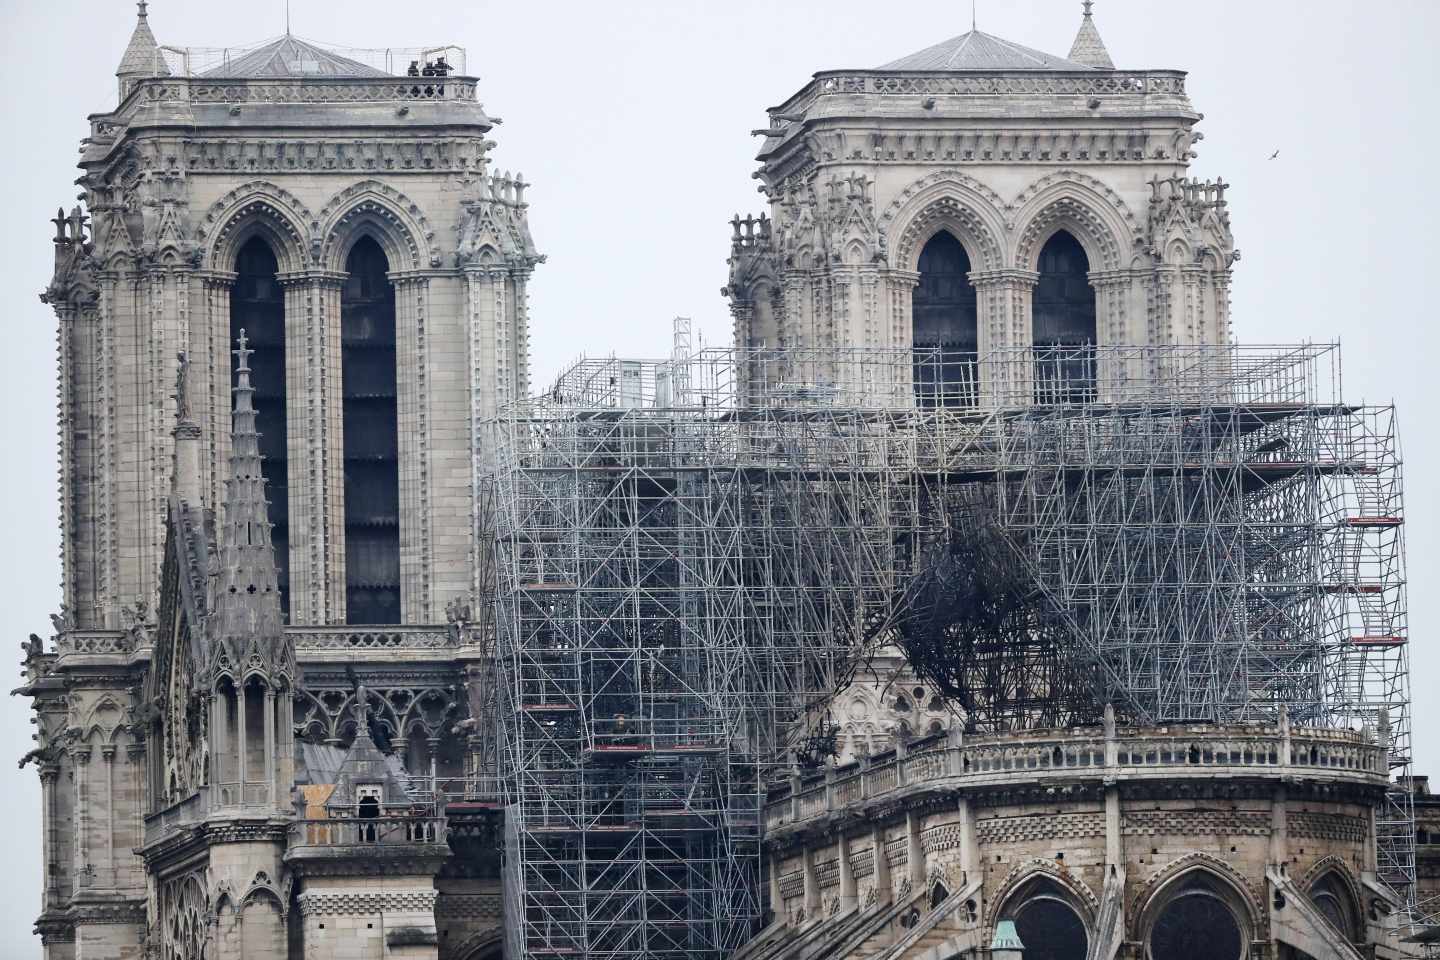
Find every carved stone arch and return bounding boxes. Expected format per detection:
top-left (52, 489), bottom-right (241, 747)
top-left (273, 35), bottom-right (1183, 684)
top-left (198, 181), bottom-right (314, 274)
top-left (736, 263), bottom-right (780, 302)
top-left (1130, 852), bottom-right (1265, 946)
top-left (883, 174), bottom-right (1007, 272)
top-left (1010, 172), bottom-right (1139, 273)
top-left (452, 928), bottom-right (504, 960)
top-left (318, 180), bottom-right (435, 272)
top-left (335, 689), bottom-right (403, 744)
top-left (988, 857), bottom-right (1100, 929)
top-left (81, 694), bottom-right (127, 744)
top-left (293, 687), bottom-right (334, 743)
top-left (239, 880), bottom-right (286, 915)
top-left (1298, 855), bottom-right (1360, 900)
top-left (1300, 855), bottom-right (1364, 938)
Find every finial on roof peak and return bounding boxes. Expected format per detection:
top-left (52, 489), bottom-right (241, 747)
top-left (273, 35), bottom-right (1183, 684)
top-left (137, 0), bottom-right (149, 19)
top-left (1068, 0), bottom-right (1115, 68)
top-left (234, 328), bottom-right (253, 375)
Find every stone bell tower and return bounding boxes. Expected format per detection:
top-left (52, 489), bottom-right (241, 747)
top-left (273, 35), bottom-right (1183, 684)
top-left (24, 5), bottom-right (540, 956)
top-left (725, 2), bottom-right (1237, 405)
top-left (47, 1), bottom-right (542, 634)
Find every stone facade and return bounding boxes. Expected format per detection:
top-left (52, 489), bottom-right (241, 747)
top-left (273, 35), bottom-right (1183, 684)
top-left (724, 12), bottom-right (1236, 410)
top-left (752, 712), bottom-right (1402, 959)
top-left (16, 4), bottom-right (1421, 960)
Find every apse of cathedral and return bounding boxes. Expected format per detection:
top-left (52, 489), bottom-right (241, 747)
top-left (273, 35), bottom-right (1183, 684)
top-left (18, 3), bottom-right (1425, 960)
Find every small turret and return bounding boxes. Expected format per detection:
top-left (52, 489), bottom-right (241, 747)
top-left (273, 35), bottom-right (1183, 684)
top-left (1068, 1), bottom-right (1116, 69)
top-left (115, 1), bottom-right (170, 101)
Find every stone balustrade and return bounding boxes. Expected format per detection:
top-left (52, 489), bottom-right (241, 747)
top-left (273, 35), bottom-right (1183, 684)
top-left (288, 624), bottom-right (455, 651)
top-left (765, 722), bottom-right (1388, 832)
top-left (287, 815), bottom-right (449, 849)
top-left (814, 70), bottom-right (1188, 99)
top-left (55, 624), bottom-right (458, 660)
top-left (131, 76), bottom-right (480, 106)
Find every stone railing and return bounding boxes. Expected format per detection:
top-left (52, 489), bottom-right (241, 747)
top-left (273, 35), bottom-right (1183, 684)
top-left (812, 70), bottom-right (1187, 99)
top-left (288, 815), bottom-right (449, 849)
top-left (767, 69), bottom-right (1191, 124)
top-left (289, 624), bottom-right (454, 651)
top-left (133, 76), bottom-right (479, 107)
top-left (765, 723), bottom-right (1387, 832)
top-left (57, 630), bottom-right (132, 656)
top-left (143, 789), bottom-right (209, 847)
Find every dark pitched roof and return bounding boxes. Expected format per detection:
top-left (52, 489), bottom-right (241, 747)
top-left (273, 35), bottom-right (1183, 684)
top-left (201, 35), bottom-right (390, 78)
top-left (325, 689), bottom-right (415, 809)
top-left (879, 29), bottom-right (1094, 72)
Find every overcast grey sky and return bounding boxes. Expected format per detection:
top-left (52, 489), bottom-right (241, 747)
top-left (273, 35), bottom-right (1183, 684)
top-left (2, 0), bottom-right (1437, 953)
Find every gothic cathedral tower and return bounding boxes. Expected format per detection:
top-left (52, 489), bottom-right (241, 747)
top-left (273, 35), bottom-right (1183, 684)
top-left (26, 5), bottom-right (538, 956)
top-left (725, 5), bottom-right (1236, 407)
top-left (48, 2), bottom-right (539, 634)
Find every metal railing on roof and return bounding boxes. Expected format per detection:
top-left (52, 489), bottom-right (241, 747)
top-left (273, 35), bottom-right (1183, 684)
top-left (156, 39), bottom-right (467, 78)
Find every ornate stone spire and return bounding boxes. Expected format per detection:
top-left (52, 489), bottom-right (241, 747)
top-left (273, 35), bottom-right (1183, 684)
top-left (208, 332), bottom-right (294, 685)
top-left (1068, 0), bottom-right (1115, 69)
top-left (116, 0), bottom-right (170, 98)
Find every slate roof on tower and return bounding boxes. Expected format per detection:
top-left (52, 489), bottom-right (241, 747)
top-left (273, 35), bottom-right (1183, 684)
top-left (201, 34), bottom-right (391, 78)
top-left (879, 29), bottom-right (1095, 72)
top-left (116, 1), bottom-right (170, 79)
top-left (1069, 1), bottom-right (1116, 68)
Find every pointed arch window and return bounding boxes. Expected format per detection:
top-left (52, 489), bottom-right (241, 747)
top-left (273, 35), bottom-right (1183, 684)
top-left (231, 237), bottom-right (289, 617)
top-left (912, 231), bottom-right (978, 407)
top-left (999, 878), bottom-right (1088, 960)
top-left (341, 237), bottom-right (400, 625)
top-left (1033, 230), bottom-right (1097, 403)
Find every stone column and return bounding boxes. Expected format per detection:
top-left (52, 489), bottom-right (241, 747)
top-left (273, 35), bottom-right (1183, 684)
top-left (392, 272), bottom-right (437, 622)
top-left (237, 686), bottom-right (248, 802)
top-left (211, 690), bottom-right (228, 801)
top-left (198, 272), bottom-right (237, 515)
top-left (100, 745), bottom-right (115, 891)
top-left (872, 826), bottom-right (893, 905)
top-left (888, 270), bottom-right (920, 406)
top-left (906, 811), bottom-right (926, 894)
top-left (125, 741), bottom-right (144, 893)
top-left (957, 796), bottom-right (979, 887)
top-left (280, 271), bottom-right (348, 624)
top-left (40, 763), bottom-right (59, 909)
top-left (971, 270), bottom-right (1038, 407)
top-left (464, 266), bottom-right (516, 607)
top-left (1103, 705), bottom-right (1123, 869)
top-left (802, 848), bottom-right (821, 917)
top-left (72, 744), bottom-right (90, 897)
top-left (838, 834), bottom-right (857, 910)
top-left (263, 687), bottom-right (276, 810)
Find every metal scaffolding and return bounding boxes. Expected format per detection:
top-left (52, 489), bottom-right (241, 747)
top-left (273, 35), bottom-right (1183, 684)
top-left (487, 338), bottom-right (1413, 959)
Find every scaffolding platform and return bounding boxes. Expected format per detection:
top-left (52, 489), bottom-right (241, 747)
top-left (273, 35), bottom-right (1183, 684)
top-left (487, 339), bottom-right (1414, 958)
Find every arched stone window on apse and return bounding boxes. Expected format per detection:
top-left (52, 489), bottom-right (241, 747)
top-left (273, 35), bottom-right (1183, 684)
top-left (1032, 230), bottom-right (1097, 404)
top-left (231, 237), bottom-right (289, 617)
top-left (997, 876), bottom-right (1089, 960)
top-left (1142, 871), bottom-right (1250, 960)
top-left (1305, 869), bottom-right (1361, 950)
top-left (340, 236), bottom-right (401, 625)
top-left (912, 231), bottom-right (978, 408)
